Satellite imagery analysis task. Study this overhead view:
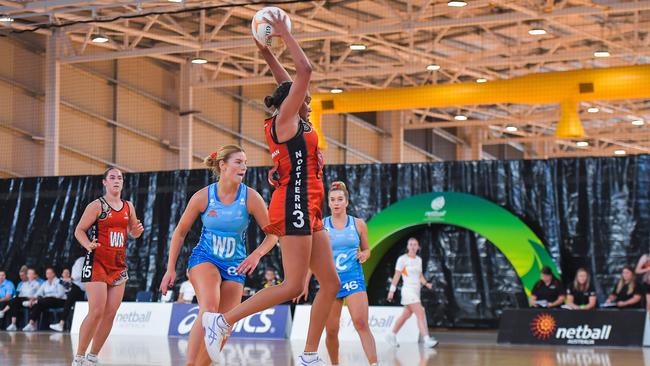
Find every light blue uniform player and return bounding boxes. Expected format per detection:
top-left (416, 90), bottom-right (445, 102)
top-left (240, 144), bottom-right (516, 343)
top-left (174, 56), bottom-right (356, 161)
top-left (325, 215), bottom-right (367, 298)
top-left (188, 182), bottom-right (249, 283)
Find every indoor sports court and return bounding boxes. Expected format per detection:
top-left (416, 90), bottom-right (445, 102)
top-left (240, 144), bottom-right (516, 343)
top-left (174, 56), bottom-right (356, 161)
top-left (1, 1), bottom-right (649, 366)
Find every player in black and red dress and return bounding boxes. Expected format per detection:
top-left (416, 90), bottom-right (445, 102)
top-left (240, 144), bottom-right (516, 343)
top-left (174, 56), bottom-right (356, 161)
top-left (200, 11), bottom-right (339, 366)
top-left (71, 167), bottom-right (144, 366)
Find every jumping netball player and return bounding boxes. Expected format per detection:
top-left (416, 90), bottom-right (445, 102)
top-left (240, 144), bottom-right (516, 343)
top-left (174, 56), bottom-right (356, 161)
top-left (323, 181), bottom-right (378, 366)
top-left (385, 237), bottom-right (438, 348)
top-left (200, 12), bottom-right (339, 366)
top-left (72, 167), bottom-right (144, 366)
top-left (159, 145), bottom-right (278, 366)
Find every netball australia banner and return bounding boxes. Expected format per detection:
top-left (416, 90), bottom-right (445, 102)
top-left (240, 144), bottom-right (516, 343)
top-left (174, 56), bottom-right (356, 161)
top-left (168, 303), bottom-right (291, 339)
top-left (70, 302), bottom-right (172, 335)
top-left (498, 308), bottom-right (649, 347)
top-left (290, 305), bottom-right (419, 343)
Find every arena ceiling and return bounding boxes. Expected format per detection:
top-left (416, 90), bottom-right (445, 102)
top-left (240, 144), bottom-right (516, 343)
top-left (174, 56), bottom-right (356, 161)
top-left (1, 0), bottom-right (649, 159)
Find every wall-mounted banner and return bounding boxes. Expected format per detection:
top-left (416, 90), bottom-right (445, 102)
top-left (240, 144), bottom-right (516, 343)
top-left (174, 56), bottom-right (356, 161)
top-left (498, 309), bottom-right (649, 347)
top-left (290, 305), bottom-right (419, 343)
top-left (365, 192), bottom-right (558, 294)
top-left (70, 302), bottom-right (172, 335)
top-left (169, 303), bottom-right (291, 340)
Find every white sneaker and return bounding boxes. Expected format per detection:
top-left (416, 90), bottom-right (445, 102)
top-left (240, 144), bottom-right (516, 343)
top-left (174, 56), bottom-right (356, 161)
top-left (298, 353), bottom-right (325, 366)
top-left (385, 332), bottom-right (399, 347)
top-left (22, 323), bottom-right (36, 332)
top-left (71, 355), bottom-right (85, 366)
top-left (0, 311), bottom-right (5, 318)
top-left (202, 312), bottom-right (227, 362)
top-left (423, 335), bottom-right (438, 348)
top-left (6, 323), bottom-right (17, 331)
top-left (50, 323), bottom-right (64, 332)
top-left (84, 353), bottom-right (98, 365)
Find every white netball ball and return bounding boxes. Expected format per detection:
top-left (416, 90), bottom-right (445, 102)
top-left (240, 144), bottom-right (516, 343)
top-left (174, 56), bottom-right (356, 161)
top-left (251, 7), bottom-right (292, 48)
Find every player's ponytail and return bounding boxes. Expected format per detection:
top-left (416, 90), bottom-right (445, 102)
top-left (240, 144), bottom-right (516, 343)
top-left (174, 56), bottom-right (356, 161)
top-left (329, 181), bottom-right (349, 201)
top-left (264, 81), bottom-right (292, 109)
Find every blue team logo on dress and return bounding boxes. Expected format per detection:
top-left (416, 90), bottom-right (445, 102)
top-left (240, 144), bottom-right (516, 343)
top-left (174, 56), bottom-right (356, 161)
top-left (335, 253), bottom-right (349, 271)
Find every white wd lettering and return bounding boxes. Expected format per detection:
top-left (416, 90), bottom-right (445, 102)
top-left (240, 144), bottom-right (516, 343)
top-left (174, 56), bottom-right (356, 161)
top-left (109, 231), bottom-right (125, 248)
top-left (335, 253), bottom-right (348, 271)
top-left (213, 235), bottom-right (236, 258)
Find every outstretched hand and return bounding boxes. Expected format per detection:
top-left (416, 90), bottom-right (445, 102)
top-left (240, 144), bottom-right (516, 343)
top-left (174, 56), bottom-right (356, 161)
top-left (266, 10), bottom-right (290, 38)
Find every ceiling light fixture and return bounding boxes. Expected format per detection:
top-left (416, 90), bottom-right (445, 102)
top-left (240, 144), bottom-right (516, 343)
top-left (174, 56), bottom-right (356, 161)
top-left (594, 50), bottom-right (610, 58)
top-left (476, 78), bottom-right (487, 83)
top-left (349, 43), bottom-right (366, 51)
top-left (632, 119), bottom-right (645, 126)
top-left (426, 64), bottom-right (441, 71)
top-left (587, 107), bottom-right (599, 113)
top-left (576, 141), bottom-right (589, 147)
top-left (614, 150), bottom-right (626, 155)
top-left (330, 88), bottom-right (343, 94)
top-left (447, 1), bottom-right (468, 7)
top-left (91, 34), bottom-right (109, 43)
top-left (505, 126), bottom-right (518, 132)
top-left (528, 28), bottom-right (547, 36)
top-left (454, 115), bottom-right (468, 121)
top-left (191, 57), bottom-right (207, 64)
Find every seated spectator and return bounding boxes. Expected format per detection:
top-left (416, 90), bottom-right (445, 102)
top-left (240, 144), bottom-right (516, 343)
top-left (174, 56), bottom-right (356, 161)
top-left (22, 267), bottom-right (67, 331)
top-left (566, 268), bottom-right (597, 310)
top-left (605, 265), bottom-right (642, 309)
top-left (50, 257), bottom-right (86, 332)
top-left (263, 267), bottom-right (281, 289)
top-left (6, 268), bottom-right (40, 331)
top-left (635, 254), bottom-right (650, 310)
top-left (177, 270), bottom-right (195, 304)
top-left (15, 266), bottom-right (28, 294)
top-left (530, 266), bottom-right (565, 308)
top-left (60, 269), bottom-right (72, 291)
top-left (0, 270), bottom-right (15, 319)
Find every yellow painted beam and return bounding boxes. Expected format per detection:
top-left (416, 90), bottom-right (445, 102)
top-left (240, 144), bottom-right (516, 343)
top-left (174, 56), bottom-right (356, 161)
top-left (309, 65), bottom-right (650, 148)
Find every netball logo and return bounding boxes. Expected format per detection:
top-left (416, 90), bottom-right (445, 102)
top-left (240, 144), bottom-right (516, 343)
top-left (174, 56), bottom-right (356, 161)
top-left (425, 196), bottom-right (447, 219)
top-left (530, 313), bottom-right (557, 340)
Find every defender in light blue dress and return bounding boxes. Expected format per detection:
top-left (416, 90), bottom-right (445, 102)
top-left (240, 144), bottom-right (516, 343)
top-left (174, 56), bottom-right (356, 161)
top-left (188, 182), bottom-right (249, 283)
top-left (325, 215), bottom-right (367, 298)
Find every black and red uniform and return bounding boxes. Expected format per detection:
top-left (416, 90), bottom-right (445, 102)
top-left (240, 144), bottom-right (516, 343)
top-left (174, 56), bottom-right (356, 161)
top-left (82, 197), bottom-right (130, 286)
top-left (264, 116), bottom-right (325, 236)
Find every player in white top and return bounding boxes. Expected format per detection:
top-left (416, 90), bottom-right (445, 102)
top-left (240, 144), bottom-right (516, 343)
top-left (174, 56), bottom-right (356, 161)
top-left (385, 237), bottom-right (438, 348)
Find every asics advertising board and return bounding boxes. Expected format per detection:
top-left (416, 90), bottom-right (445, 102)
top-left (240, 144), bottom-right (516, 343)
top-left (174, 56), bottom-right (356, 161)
top-left (169, 303), bottom-right (291, 339)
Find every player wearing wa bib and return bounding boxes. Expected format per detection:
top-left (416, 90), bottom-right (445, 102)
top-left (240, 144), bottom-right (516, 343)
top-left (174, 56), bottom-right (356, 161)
top-left (82, 197), bottom-right (130, 286)
top-left (188, 182), bottom-right (249, 283)
top-left (325, 215), bottom-right (366, 298)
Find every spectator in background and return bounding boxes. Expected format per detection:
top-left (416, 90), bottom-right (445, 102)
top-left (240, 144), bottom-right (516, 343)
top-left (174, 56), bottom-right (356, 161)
top-left (605, 265), bottom-right (642, 309)
top-left (51, 257), bottom-right (87, 332)
top-left (15, 266), bottom-right (28, 294)
top-left (177, 269), bottom-right (195, 304)
top-left (566, 268), bottom-right (597, 310)
top-left (263, 266), bottom-right (281, 289)
top-left (0, 270), bottom-right (15, 320)
top-left (635, 254), bottom-right (650, 310)
top-left (6, 268), bottom-right (40, 331)
top-left (530, 266), bottom-right (565, 308)
top-left (22, 267), bottom-right (67, 331)
top-left (60, 269), bottom-right (72, 291)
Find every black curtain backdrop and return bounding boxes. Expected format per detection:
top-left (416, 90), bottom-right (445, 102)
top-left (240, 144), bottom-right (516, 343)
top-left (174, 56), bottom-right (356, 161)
top-left (1, 155), bottom-right (648, 328)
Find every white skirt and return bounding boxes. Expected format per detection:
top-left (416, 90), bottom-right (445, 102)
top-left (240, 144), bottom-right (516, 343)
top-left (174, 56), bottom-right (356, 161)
top-left (400, 286), bottom-right (421, 305)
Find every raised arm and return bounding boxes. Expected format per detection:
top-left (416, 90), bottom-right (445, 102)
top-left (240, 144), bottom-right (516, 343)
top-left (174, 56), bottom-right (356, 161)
top-left (159, 188), bottom-right (207, 295)
top-left (255, 38), bottom-right (292, 84)
top-left (267, 12), bottom-right (313, 134)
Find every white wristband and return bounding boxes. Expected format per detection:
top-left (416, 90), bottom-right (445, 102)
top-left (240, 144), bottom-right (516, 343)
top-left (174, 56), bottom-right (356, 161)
top-left (389, 285), bottom-right (397, 293)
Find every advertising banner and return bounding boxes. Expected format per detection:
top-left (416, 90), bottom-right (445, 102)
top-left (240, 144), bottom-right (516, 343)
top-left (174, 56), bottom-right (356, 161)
top-left (168, 303), bottom-right (291, 339)
top-left (70, 302), bottom-right (172, 335)
top-left (290, 305), bottom-right (419, 343)
top-left (498, 309), bottom-right (647, 346)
